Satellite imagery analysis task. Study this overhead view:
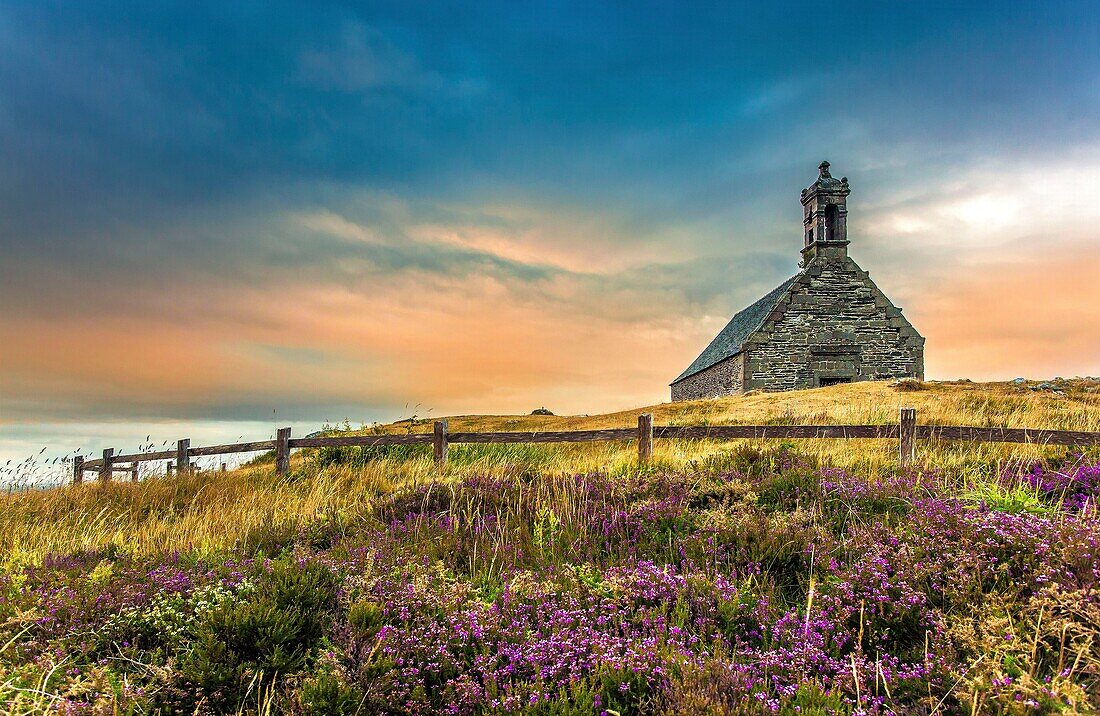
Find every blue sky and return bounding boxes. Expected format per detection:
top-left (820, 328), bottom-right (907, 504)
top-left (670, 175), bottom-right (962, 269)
top-left (1, 2), bottom-right (1099, 473)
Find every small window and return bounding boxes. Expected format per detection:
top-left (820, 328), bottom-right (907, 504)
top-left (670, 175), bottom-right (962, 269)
top-left (824, 204), bottom-right (839, 241)
top-left (819, 376), bottom-right (852, 387)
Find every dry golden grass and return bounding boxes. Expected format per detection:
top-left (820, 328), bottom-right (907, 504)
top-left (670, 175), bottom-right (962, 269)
top-left (1, 379), bottom-right (1097, 568)
top-left (376, 377), bottom-right (1100, 479)
top-left (423, 378), bottom-right (1100, 433)
top-left (0, 464), bottom-right (397, 568)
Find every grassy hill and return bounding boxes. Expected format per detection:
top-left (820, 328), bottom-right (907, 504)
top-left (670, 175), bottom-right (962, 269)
top-left (429, 378), bottom-right (1100, 434)
top-left (1, 379), bottom-right (1098, 714)
top-left (392, 377), bottom-right (1100, 467)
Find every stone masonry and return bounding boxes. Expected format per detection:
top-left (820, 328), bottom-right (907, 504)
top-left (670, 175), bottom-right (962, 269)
top-left (671, 162), bottom-right (924, 400)
top-left (671, 353), bottom-right (745, 402)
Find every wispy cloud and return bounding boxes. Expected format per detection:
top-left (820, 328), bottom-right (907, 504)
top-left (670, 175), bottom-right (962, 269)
top-left (296, 19), bottom-right (485, 99)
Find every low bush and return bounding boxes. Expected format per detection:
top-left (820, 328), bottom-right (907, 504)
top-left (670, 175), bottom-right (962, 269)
top-left (297, 670), bottom-right (365, 716)
top-left (168, 559), bottom-right (340, 712)
top-left (311, 442), bottom-right (431, 468)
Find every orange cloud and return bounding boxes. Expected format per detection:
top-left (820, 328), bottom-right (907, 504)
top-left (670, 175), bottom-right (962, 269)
top-left (910, 246), bottom-right (1100, 380)
top-left (406, 204), bottom-right (674, 275)
top-left (0, 266), bottom-right (695, 421)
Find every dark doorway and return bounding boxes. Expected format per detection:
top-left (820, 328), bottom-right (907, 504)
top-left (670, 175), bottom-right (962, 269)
top-left (818, 376), bottom-right (852, 387)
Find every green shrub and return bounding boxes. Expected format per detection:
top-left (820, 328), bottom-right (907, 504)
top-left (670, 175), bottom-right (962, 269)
top-left (311, 442), bottom-right (431, 468)
top-left (298, 515), bottom-right (350, 551)
top-left (216, 597), bottom-right (318, 671)
top-left (298, 670), bottom-right (365, 716)
top-left (512, 666), bottom-right (654, 716)
top-left (687, 475), bottom-right (757, 511)
top-left (173, 559), bottom-right (340, 711)
top-left (693, 443), bottom-right (805, 477)
top-left (596, 666), bottom-right (657, 716)
top-left (757, 467), bottom-right (822, 512)
top-left (516, 688), bottom-right (597, 715)
top-left (263, 559), bottom-right (340, 616)
top-left (965, 480), bottom-right (1051, 515)
top-left (777, 683), bottom-right (852, 715)
top-left (347, 599), bottom-right (386, 638)
top-left (177, 626), bottom-right (241, 705)
top-left (711, 511), bottom-right (819, 603)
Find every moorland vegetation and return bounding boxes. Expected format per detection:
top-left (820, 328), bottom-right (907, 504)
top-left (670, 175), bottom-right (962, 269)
top-left (1, 380), bottom-right (1098, 714)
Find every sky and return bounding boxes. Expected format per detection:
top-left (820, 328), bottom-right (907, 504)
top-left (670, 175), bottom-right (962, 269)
top-left (1, 2), bottom-right (1099, 477)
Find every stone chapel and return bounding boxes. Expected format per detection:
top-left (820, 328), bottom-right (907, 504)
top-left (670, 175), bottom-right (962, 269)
top-left (670, 162), bottom-right (924, 401)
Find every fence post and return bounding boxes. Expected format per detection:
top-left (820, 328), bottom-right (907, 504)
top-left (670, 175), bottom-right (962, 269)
top-left (433, 420), bottom-right (449, 468)
top-left (275, 427), bottom-right (291, 475)
top-left (176, 439), bottom-right (190, 475)
top-left (166, 461), bottom-right (174, 476)
top-left (73, 455), bottom-right (84, 485)
top-left (130, 464), bottom-right (139, 482)
top-left (638, 413), bottom-right (654, 464)
top-left (899, 407), bottom-right (916, 467)
top-left (99, 448), bottom-right (114, 482)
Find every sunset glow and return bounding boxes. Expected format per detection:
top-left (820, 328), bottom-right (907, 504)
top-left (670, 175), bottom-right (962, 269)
top-left (1, 3), bottom-right (1098, 468)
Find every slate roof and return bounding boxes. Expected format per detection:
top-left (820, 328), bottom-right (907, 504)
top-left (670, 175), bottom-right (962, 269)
top-left (671, 273), bottom-right (802, 385)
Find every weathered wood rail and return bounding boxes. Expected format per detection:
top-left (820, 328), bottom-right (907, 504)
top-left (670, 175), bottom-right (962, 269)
top-left (72, 408), bottom-right (1100, 484)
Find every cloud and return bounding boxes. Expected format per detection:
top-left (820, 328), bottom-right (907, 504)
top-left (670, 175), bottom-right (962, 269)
top-left (2, 1), bottom-right (1099, 451)
top-left (914, 246), bottom-right (1100, 380)
top-left (293, 210), bottom-right (387, 246)
top-left (861, 148), bottom-right (1100, 247)
top-left (296, 19), bottom-right (485, 98)
top-left (0, 261), bottom-right (691, 422)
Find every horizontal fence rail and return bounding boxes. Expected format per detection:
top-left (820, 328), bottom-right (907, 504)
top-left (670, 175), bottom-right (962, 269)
top-left (289, 434), bottom-right (434, 448)
top-left (446, 429), bottom-right (637, 443)
top-left (71, 408), bottom-right (1100, 484)
top-left (914, 426), bottom-right (1100, 445)
top-left (655, 425), bottom-right (903, 440)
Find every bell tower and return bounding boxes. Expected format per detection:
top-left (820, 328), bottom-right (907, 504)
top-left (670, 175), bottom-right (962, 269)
top-left (800, 161), bottom-right (851, 264)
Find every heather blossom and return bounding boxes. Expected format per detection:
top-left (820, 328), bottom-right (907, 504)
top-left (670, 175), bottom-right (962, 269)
top-left (2, 454), bottom-right (1098, 713)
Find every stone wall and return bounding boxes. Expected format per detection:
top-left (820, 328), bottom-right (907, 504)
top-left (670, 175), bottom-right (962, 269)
top-left (671, 352), bottom-right (745, 401)
top-left (743, 257), bottom-right (923, 391)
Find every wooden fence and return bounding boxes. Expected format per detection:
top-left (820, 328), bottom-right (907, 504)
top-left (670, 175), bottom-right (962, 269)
top-left (70, 408), bottom-right (1100, 484)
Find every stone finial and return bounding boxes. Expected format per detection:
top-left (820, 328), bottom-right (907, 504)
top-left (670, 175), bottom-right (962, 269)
top-left (818, 160), bottom-right (831, 178)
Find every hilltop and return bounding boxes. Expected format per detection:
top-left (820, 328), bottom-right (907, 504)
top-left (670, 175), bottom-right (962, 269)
top-left (386, 377), bottom-right (1100, 434)
top-left (355, 377), bottom-right (1100, 478)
